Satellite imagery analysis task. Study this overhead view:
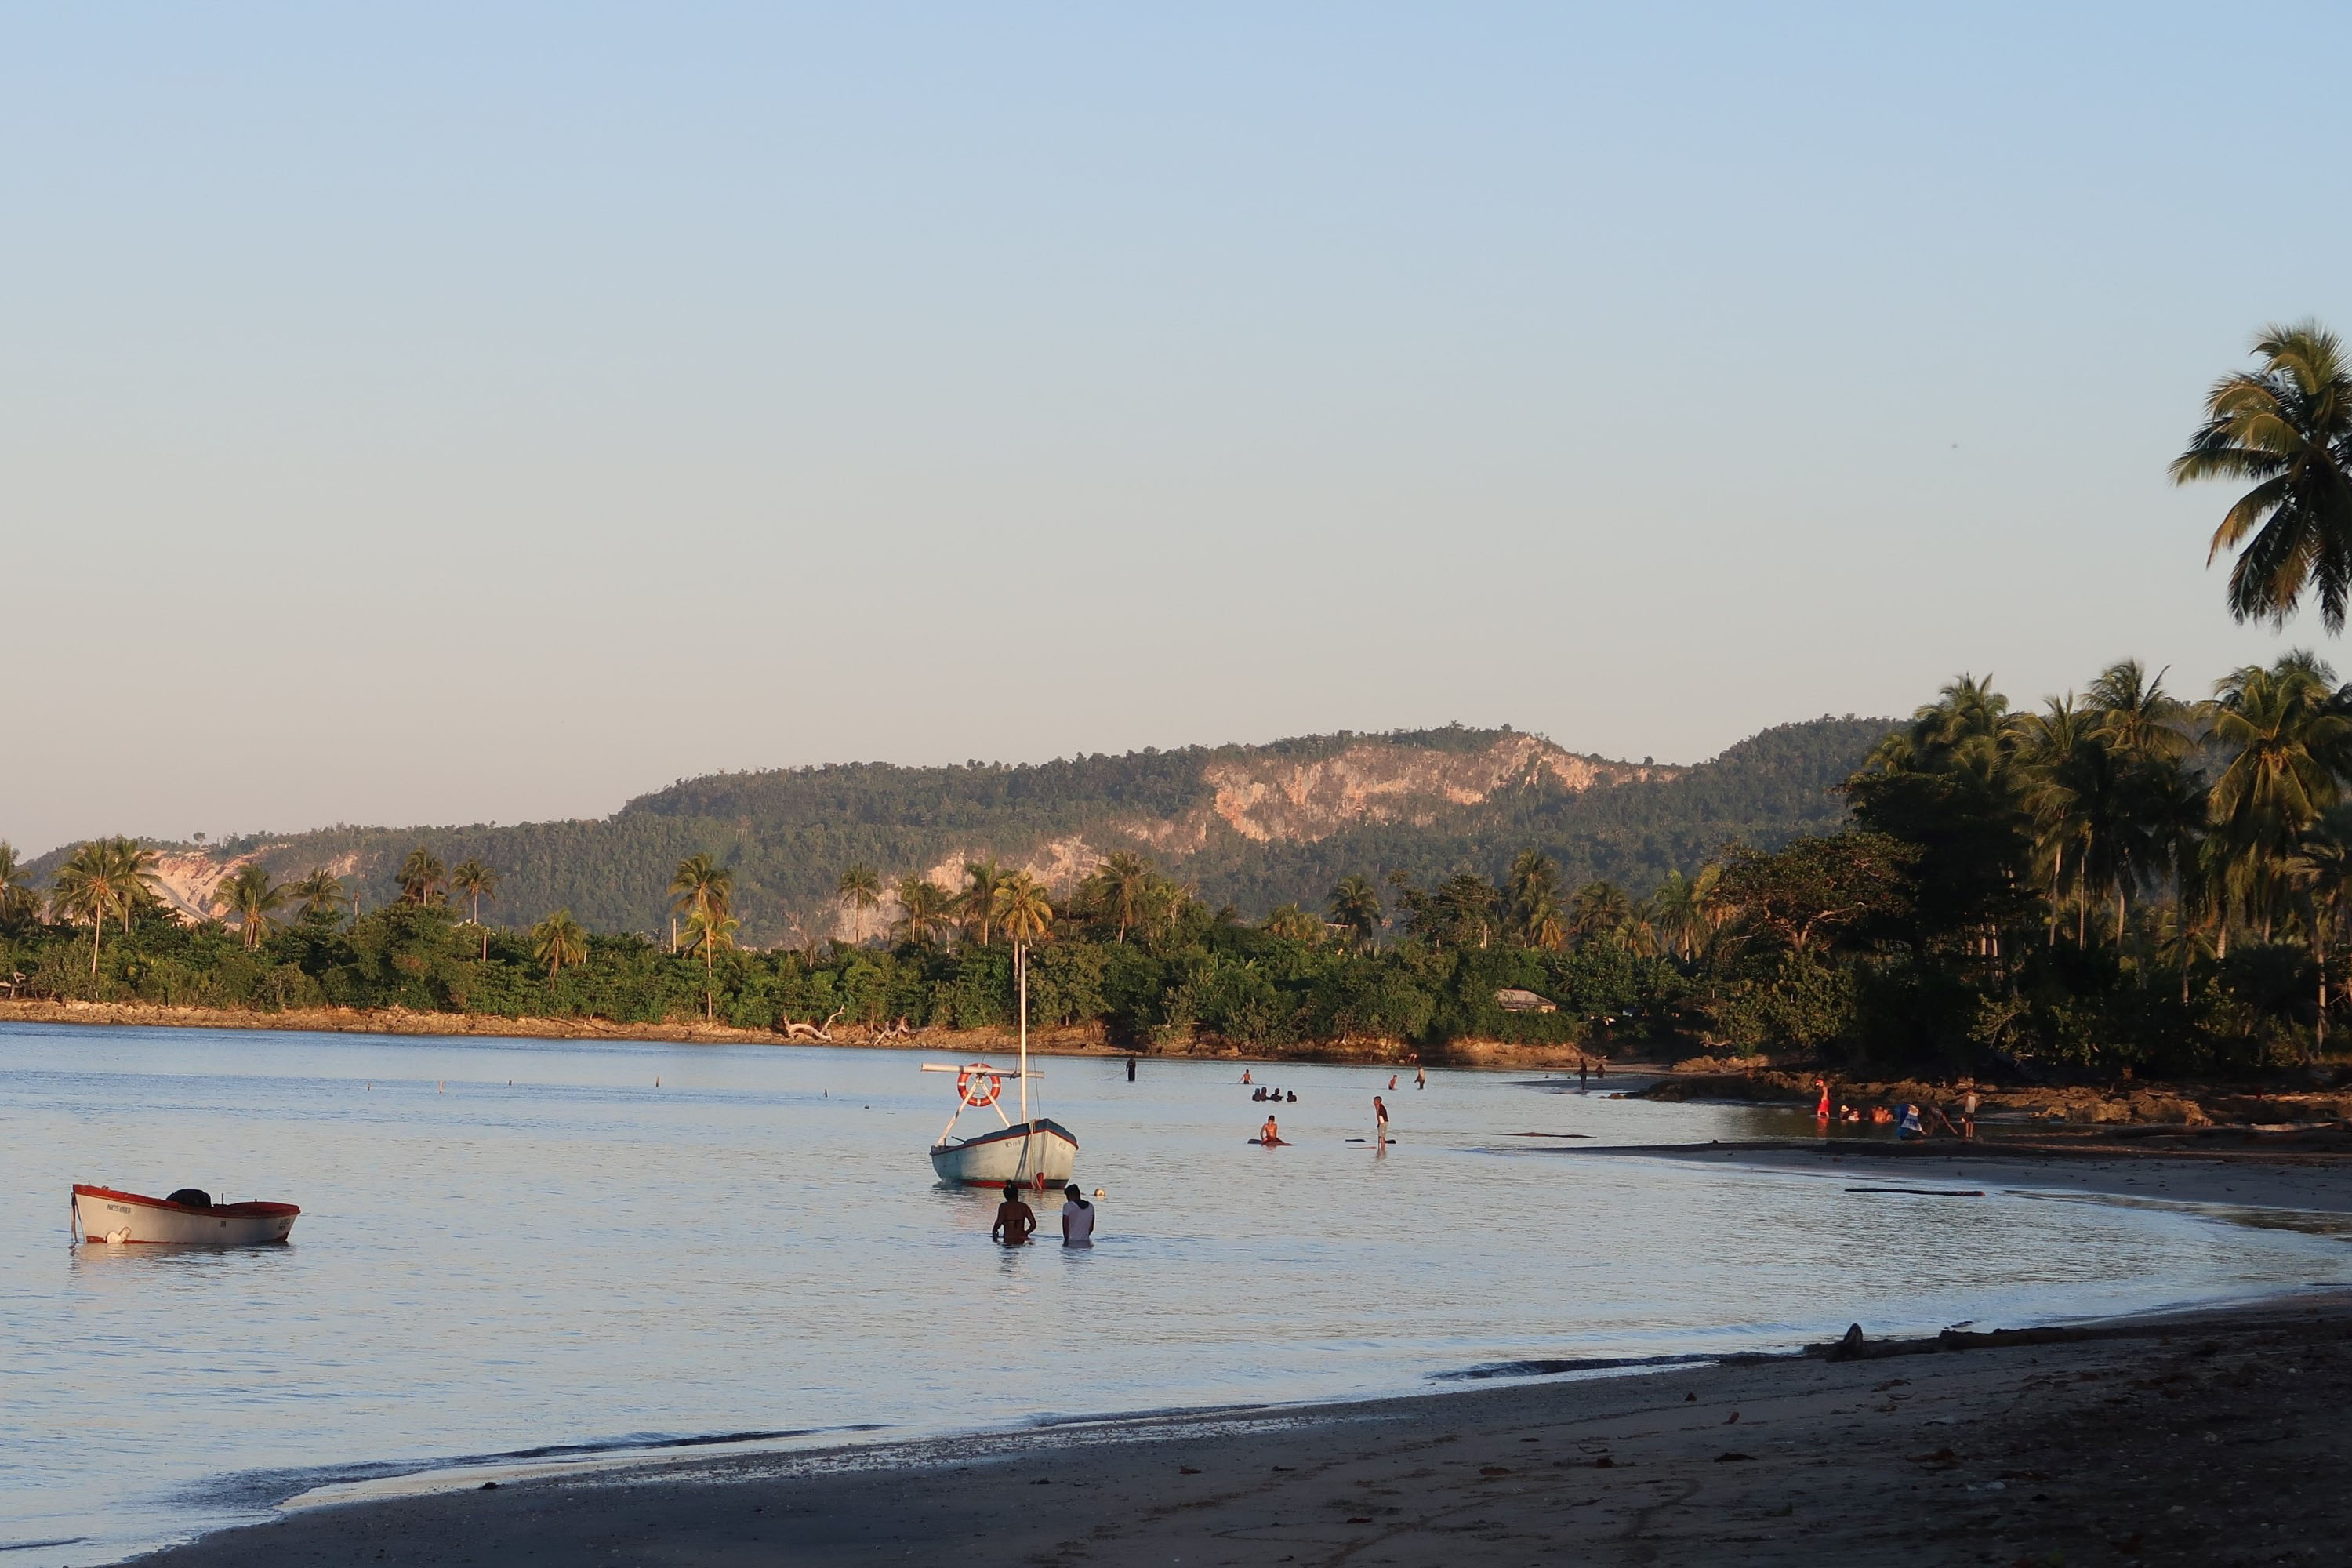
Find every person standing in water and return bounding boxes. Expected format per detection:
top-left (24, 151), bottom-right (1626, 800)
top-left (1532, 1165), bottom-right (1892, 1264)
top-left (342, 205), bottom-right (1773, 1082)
top-left (1414, 1065), bottom-right (1427, 1091)
top-left (1388, 1073), bottom-right (1399, 1091)
top-left (1815, 1077), bottom-right (1832, 1130)
top-left (991, 1181), bottom-right (1036, 1246)
top-left (1126, 1057), bottom-right (1136, 1082)
top-left (1061, 1184), bottom-right (1095, 1247)
top-left (1961, 1086), bottom-right (1980, 1141)
top-left (1577, 1058), bottom-right (1588, 1092)
top-left (1374, 1094), bottom-right (1390, 1145)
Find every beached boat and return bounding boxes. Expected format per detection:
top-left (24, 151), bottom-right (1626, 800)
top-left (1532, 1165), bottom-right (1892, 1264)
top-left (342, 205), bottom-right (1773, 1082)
top-left (71, 1185), bottom-right (299, 1246)
top-left (924, 937), bottom-right (1079, 1188)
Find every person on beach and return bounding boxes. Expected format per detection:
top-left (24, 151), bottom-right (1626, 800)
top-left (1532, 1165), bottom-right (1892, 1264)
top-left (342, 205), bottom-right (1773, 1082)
top-left (1374, 1094), bottom-right (1390, 1144)
top-left (1962, 1087), bottom-right (1980, 1141)
top-left (1061, 1184), bottom-right (1095, 1247)
top-left (1259, 1115), bottom-right (1281, 1145)
top-left (1578, 1059), bottom-right (1589, 1091)
top-left (991, 1181), bottom-right (1036, 1246)
top-left (1896, 1103), bottom-right (1924, 1141)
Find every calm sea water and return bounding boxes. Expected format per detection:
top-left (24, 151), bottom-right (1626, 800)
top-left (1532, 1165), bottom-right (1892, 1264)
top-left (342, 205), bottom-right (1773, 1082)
top-left (5, 1022), bottom-right (2348, 1563)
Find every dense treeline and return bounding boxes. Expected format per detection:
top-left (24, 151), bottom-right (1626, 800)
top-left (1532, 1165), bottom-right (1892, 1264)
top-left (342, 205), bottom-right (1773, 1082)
top-left (13, 321), bottom-right (2352, 1076)
top-left (15, 719), bottom-right (1885, 943)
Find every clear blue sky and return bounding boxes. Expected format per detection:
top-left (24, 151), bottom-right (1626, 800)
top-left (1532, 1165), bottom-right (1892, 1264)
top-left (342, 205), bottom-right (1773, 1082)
top-left (6, 3), bottom-right (2347, 853)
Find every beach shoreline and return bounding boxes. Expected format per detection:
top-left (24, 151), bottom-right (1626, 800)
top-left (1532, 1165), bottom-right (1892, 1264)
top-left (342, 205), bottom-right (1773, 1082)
top-left (129, 1288), bottom-right (2352, 1568)
top-left (123, 1142), bottom-right (2352, 1568)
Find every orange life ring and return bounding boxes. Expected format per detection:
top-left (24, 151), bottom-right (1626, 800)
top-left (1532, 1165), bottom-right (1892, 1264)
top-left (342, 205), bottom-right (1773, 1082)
top-left (956, 1066), bottom-right (1003, 1108)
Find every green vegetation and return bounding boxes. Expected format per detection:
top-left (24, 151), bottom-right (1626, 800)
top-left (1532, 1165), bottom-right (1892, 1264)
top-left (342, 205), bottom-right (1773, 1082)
top-left (11, 322), bottom-right (2347, 1077)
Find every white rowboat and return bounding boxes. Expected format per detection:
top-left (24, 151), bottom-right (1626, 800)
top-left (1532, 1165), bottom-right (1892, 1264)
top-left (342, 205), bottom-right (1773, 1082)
top-left (929, 1117), bottom-right (1079, 1188)
top-left (923, 937), bottom-right (1080, 1188)
top-left (72, 1185), bottom-right (299, 1246)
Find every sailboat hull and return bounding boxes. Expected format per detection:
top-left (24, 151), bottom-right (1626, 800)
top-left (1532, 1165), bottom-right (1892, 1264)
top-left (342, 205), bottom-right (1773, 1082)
top-left (930, 1119), bottom-right (1079, 1187)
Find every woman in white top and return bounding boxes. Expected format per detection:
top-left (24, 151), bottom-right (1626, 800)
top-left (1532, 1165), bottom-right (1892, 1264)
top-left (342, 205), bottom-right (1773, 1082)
top-left (1061, 1184), bottom-right (1096, 1247)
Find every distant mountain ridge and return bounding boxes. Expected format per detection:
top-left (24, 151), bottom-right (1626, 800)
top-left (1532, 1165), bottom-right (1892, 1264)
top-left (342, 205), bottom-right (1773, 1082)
top-left (33, 719), bottom-right (1890, 943)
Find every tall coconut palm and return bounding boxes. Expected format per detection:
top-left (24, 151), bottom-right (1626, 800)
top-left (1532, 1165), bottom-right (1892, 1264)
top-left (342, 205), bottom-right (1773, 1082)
top-left (837, 864), bottom-right (882, 945)
top-left (895, 876), bottom-right (951, 946)
top-left (681, 906), bottom-right (742, 1021)
top-left (397, 848), bottom-right (447, 906)
top-left (51, 837), bottom-right (159, 976)
top-left (1093, 851), bottom-right (1152, 945)
top-left (531, 909), bottom-right (588, 978)
top-left (1505, 850), bottom-right (1564, 949)
top-left (2209, 658), bottom-right (2350, 940)
top-left (216, 863), bottom-right (288, 950)
top-left (0, 840), bottom-right (37, 927)
top-left (992, 870), bottom-right (1054, 949)
top-left (1326, 874), bottom-right (1385, 950)
top-left (1567, 880), bottom-right (1632, 946)
top-left (960, 859), bottom-right (1007, 946)
top-left (2288, 805), bottom-right (2352, 1049)
top-left (1649, 866), bottom-right (1722, 962)
top-left (288, 868), bottom-right (346, 922)
top-left (448, 858), bottom-right (499, 959)
top-left (2018, 696), bottom-right (2118, 946)
top-left (2089, 659), bottom-right (2192, 764)
top-left (2172, 320), bottom-right (2352, 630)
top-left (669, 853), bottom-right (735, 931)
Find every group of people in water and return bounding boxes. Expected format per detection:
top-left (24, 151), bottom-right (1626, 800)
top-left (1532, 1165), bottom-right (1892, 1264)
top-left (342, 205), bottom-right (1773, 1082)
top-left (1245, 1065), bottom-right (1423, 1145)
top-left (991, 1181), bottom-right (1094, 1247)
top-left (1814, 1079), bottom-right (1982, 1141)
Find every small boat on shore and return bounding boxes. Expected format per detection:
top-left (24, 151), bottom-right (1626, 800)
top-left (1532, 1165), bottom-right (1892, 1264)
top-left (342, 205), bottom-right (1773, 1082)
top-left (71, 1185), bottom-right (299, 1246)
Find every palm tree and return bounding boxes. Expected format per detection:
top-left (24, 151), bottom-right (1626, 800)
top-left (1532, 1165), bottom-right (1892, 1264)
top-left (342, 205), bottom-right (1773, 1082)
top-left (448, 858), bottom-right (499, 959)
top-left (1505, 850), bottom-right (1565, 949)
top-left (2089, 659), bottom-right (2191, 764)
top-left (216, 863), bottom-right (288, 950)
top-left (2017, 696), bottom-right (2114, 946)
top-left (681, 906), bottom-right (742, 1021)
top-left (2288, 805), bottom-right (2352, 1050)
top-left (287, 868), bottom-right (346, 922)
top-left (837, 864), bottom-right (882, 945)
top-left (1094, 851), bottom-right (1152, 944)
top-left (960, 859), bottom-right (1007, 946)
top-left (993, 870), bottom-right (1054, 949)
top-left (2172, 321), bottom-right (2352, 630)
top-left (1261, 903), bottom-right (1324, 942)
top-left (1649, 866), bottom-right (1722, 962)
top-left (51, 837), bottom-right (160, 976)
top-left (397, 848), bottom-right (447, 906)
top-left (2209, 657), bottom-right (2350, 940)
top-left (1567, 880), bottom-right (1632, 946)
top-left (895, 876), bottom-right (952, 946)
top-left (1326, 874), bottom-right (1385, 950)
top-left (669, 852), bottom-right (735, 930)
top-left (531, 909), bottom-right (589, 978)
top-left (0, 840), bottom-right (37, 927)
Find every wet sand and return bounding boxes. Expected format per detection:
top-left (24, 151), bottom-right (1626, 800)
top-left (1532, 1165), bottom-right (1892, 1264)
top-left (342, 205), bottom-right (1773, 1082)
top-left (134, 1289), bottom-right (2352, 1568)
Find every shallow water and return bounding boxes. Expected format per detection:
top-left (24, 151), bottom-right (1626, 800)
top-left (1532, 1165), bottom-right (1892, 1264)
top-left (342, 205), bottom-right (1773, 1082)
top-left (3, 1022), bottom-right (2347, 1563)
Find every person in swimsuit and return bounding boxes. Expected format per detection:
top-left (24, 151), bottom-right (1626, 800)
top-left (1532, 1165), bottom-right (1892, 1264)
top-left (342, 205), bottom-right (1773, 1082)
top-left (1374, 1094), bottom-right (1390, 1144)
top-left (991, 1181), bottom-right (1036, 1245)
top-left (1259, 1115), bottom-right (1280, 1145)
top-left (1061, 1184), bottom-right (1095, 1247)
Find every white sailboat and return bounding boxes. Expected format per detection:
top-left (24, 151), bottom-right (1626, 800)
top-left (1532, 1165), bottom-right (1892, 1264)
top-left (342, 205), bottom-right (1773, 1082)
top-left (925, 935), bottom-right (1076, 1187)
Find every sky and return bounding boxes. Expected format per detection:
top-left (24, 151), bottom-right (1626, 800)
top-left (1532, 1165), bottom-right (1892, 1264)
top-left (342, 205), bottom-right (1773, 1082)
top-left (6, 2), bottom-right (2351, 854)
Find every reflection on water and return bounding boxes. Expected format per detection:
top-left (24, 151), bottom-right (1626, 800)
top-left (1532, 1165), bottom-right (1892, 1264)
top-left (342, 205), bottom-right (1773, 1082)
top-left (3, 1022), bottom-right (2347, 1563)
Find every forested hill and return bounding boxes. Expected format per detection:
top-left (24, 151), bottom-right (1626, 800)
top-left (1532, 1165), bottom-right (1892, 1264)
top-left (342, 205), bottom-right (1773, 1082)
top-left (49, 718), bottom-right (1889, 943)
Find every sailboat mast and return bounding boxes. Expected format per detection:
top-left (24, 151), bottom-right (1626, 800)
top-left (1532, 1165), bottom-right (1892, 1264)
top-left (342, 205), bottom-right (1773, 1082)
top-left (1018, 941), bottom-right (1030, 1124)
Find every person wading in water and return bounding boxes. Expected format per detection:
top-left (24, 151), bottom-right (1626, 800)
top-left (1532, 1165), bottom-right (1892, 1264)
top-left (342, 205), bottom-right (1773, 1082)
top-left (991, 1181), bottom-right (1036, 1246)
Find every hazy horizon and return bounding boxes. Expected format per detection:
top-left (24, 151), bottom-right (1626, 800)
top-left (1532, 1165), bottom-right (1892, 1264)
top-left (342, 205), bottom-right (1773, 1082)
top-left (10, 4), bottom-right (2349, 855)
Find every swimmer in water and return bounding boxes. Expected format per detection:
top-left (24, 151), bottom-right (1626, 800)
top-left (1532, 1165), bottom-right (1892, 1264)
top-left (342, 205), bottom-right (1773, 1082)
top-left (1259, 1115), bottom-right (1280, 1145)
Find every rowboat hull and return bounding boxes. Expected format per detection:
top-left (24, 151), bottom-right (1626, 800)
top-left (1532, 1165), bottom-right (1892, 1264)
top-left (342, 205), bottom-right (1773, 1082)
top-left (929, 1120), bottom-right (1078, 1188)
top-left (73, 1185), bottom-right (299, 1246)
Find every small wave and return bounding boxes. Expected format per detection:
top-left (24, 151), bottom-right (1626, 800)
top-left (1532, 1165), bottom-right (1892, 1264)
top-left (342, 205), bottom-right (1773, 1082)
top-left (1430, 1352), bottom-right (1721, 1382)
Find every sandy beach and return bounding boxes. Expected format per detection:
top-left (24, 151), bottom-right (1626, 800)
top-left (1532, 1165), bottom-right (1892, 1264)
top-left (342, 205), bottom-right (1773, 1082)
top-left (132, 1147), bottom-right (2352, 1568)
